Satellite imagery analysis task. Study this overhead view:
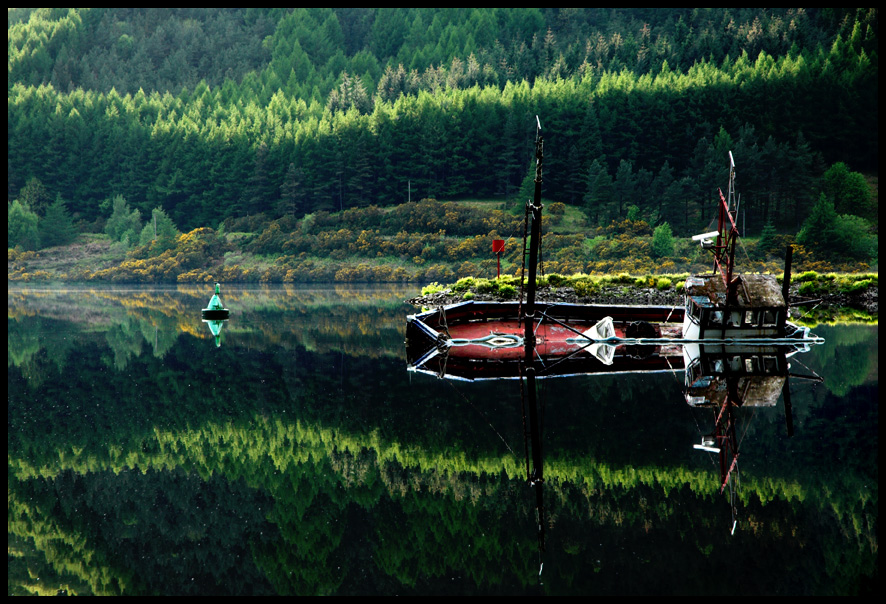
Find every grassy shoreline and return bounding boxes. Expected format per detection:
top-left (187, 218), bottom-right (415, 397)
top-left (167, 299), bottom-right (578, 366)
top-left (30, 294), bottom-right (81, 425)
top-left (9, 236), bottom-right (877, 319)
top-left (8, 200), bottom-right (879, 322)
top-left (407, 272), bottom-right (878, 315)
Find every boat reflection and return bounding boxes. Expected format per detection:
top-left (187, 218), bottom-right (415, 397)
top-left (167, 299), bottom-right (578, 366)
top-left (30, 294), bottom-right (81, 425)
top-left (406, 301), bottom-right (685, 381)
top-left (406, 325), bottom-right (824, 547)
top-left (683, 342), bottom-right (822, 532)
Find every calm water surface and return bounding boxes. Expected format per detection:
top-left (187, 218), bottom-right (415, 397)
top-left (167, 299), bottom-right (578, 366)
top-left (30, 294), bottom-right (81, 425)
top-left (8, 284), bottom-right (878, 595)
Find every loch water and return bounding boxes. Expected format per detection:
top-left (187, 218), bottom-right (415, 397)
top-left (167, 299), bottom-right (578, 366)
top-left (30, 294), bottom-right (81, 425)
top-left (8, 284), bottom-right (878, 595)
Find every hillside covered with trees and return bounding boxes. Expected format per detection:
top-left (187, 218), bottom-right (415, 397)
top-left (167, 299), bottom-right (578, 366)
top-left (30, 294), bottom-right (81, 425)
top-left (7, 8), bottom-right (879, 280)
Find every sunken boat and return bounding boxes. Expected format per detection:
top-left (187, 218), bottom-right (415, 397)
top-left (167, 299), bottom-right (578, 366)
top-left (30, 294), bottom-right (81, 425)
top-left (406, 125), bottom-right (821, 382)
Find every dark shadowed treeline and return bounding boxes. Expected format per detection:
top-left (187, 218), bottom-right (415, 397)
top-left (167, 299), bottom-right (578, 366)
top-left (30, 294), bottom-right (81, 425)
top-left (8, 8), bottom-right (878, 241)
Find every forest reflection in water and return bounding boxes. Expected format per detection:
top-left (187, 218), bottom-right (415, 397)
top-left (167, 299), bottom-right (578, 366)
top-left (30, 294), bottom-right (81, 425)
top-left (8, 284), bottom-right (878, 595)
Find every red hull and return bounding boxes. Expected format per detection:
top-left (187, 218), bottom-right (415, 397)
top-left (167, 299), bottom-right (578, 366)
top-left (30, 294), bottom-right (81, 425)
top-left (447, 320), bottom-right (619, 360)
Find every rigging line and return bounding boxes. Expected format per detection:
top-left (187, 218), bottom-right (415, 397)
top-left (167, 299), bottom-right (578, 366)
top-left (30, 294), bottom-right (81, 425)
top-left (731, 379), bottom-right (756, 451)
top-left (737, 403), bottom-right (757, 450)
top-left (665, 302), bottom-right (679, 323)
top-left (518, 363), bottom-right (532, 479)
top-left (792, 300), bottom-right (822, 323)
top-left (537, 367), bottom-right (547, 446)
top-left (535, 339), bottom-right (596, 376)
top-left (689, 404), bottom-right (705, 434)
top-left (703, 449), bottom-right (719, 470)
top-left (663, 353), bottom-right (683, 387)
top-left (537, 309), bottom-right (590, 339)
top-left (517, 202), bottom-right (530, 321)
top-left (534, 345), bottom-right (547, 370)
top-left (533, 314), bottom-right (545, 337)
top-left (537, 204), bottom-right (544, 277)
top-left (444, 376), bottom-right (517, 457)
top-left (787, 355), bottom-right (823, 382)
top-left (725, 219), bottom-right (750, 275)
top-left (739, 236), bottom-right (753, 264)
top-left (702, 211), bottom-right (719, 235)
top-left (503, 208), bottom-right (530, 247)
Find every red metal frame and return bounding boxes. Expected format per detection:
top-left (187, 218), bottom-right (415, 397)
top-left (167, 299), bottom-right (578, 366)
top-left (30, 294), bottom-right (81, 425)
top-left (712, 187), bottom-right (741, 304)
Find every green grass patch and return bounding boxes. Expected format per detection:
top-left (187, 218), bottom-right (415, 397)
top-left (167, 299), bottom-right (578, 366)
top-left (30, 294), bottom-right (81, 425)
top-left (421, 282), bottom-right (445, 296)
top-left (546, 273), bottom-right (568, 287)
top-left (795, 270), bottom-right (820, 282)
top-left (452, 276), bottom-right (476, 292)
top-left (572, 279), bottom-right (599, 297)
top-left (793, 271), bottom-right (878, 295)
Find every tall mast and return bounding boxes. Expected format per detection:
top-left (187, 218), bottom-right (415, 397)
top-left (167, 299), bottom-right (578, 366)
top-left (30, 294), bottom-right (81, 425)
top-left (522, 117), bottom-right (545, 557)
top-left (525, 117), bottom-right (544, 322)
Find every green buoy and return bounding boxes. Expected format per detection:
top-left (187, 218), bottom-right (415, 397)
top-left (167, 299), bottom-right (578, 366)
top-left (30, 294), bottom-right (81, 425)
top-left (202, 283), bottom-right (230, 320)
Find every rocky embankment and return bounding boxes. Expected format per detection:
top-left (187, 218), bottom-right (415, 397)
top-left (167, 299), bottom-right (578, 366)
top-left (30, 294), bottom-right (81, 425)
top-left (409, 283), bottom-right (878, 313)
top-left (408, 285), bottom-right (683, 309)
top-left (795, 285), bottom-right (878, 314)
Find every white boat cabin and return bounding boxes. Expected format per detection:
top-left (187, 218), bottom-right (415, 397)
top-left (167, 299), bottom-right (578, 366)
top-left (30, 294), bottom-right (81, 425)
top-left (682, 273), bottom-right (786, 340)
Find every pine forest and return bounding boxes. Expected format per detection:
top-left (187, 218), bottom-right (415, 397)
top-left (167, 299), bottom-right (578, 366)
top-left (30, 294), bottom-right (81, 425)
top-left (7, 8), bottom-right (879, 282)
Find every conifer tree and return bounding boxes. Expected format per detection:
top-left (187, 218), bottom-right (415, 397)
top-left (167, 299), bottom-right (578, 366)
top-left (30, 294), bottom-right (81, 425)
top-left (104, 195), bottom-right (143, 247)
top-left (584, 159), bottom-right (612, 225)
top-left (277, 163), bottom-right (307, 218)
top-left (139, 207), bottom-right (180, 254)
top-left (38, 194), bottom-right (78, 248)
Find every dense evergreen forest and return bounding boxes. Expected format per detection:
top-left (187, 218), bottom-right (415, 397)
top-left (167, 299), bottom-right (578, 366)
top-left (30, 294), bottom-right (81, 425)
top-left (7, 8), bottom-right (879, 272)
